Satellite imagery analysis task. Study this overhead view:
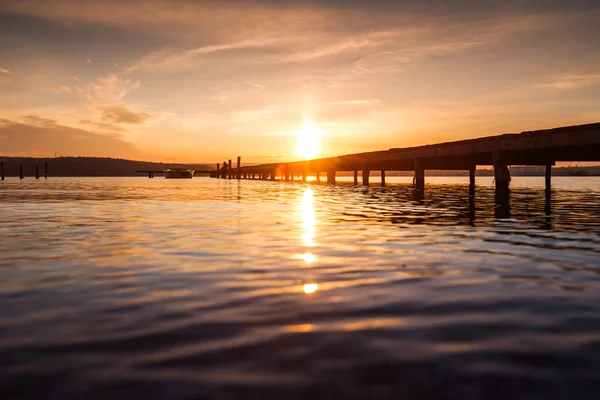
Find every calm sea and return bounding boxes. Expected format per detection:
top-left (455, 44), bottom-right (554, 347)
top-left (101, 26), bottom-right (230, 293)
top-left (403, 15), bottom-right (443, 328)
top-left (1, 176), bottom-right (600, 399)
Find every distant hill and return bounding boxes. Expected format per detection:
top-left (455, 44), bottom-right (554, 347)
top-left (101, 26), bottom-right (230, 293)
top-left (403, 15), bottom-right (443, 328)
top-left (0, 157), bottom-right (213, 177)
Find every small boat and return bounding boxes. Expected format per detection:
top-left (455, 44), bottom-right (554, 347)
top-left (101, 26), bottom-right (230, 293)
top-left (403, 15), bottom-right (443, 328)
top-left (164, 168), bottom-right (194, 179)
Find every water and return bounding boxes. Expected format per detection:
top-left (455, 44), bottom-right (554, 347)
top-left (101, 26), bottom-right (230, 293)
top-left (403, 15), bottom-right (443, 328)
top-left (1, 176), bottom-right (600, 399)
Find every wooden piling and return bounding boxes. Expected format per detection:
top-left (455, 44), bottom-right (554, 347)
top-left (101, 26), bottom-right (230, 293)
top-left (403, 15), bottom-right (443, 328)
top-left (228, 159), bottom-right (232, 179)
top-left (1, 161), bottom-right (4, 181)
top-left (20, 164), bottom-right (24, 180)
top-left (327, 170), bottom-right (336, 184)
top-left (36, 165), bottom-right (40, 180)
top-left (44, 162), bottom-right (48, 179)
top-left (414, 159), bottom-right (425, 193)
top-left (381, 170), bottom-right (385, 186)
top-left (469, 165), bottom-right (475, 192)
top-left (545, 164), bottom-right (552, 192)
top-left (493, 152), bottom-right (510, 189)
top-left (362, 167), bottom-right (370, 186)
top-left (237, 157), bottom-right (241, 180)
top-left (353, 170), bottom-right (358, 185)
top-left (316, 172), bottom-right (320, 182)
top-left (302, 170), bottom-right (307, 182)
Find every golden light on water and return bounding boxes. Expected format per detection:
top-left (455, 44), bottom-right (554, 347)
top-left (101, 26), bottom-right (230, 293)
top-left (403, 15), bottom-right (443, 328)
top-left (302, 188), bottom-right (316, 247)
top-left (301, 252), bottom-right (316, 264)
top-left (296, 121), bottom-right (321, 160)
top-left (303, 283), bottom-right (319, 294)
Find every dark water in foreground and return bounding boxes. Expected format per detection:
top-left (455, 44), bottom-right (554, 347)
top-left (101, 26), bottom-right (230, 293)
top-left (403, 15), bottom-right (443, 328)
top-left (1, 176), bottom-right (600, 399)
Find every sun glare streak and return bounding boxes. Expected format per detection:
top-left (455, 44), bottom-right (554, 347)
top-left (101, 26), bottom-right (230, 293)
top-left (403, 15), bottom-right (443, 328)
top-left (296, 120), bottom-right (320, 160)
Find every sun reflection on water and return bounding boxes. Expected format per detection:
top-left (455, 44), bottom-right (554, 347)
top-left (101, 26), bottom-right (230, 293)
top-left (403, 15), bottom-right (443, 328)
top-left (303, 283), bottom-right (318, 294)
top-left (302, 188), bottom-right (316, 247)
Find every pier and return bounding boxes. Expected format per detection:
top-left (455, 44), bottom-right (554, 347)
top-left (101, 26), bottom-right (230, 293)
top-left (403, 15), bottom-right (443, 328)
top-left (210, 122), bottom-right (600, 196)
top-left (135, 169), bottom-right (212, 178)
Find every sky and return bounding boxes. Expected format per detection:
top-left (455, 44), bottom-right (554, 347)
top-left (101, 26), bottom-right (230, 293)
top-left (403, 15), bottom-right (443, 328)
top-left (1, 0), bottom-right (599, 163)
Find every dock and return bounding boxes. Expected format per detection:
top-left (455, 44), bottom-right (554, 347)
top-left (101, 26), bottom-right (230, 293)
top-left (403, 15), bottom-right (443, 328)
top-left (210, 122), bottom-right (600, 196)
top-left (135, 169), bottom-right (212, 178)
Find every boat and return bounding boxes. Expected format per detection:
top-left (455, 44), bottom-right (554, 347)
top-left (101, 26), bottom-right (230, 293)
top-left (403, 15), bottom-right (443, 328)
top-left (164, 168), bottom-right (194, 179)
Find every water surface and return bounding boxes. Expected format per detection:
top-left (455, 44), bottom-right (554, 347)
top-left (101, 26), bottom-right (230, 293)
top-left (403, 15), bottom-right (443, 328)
top-left (1, 177), bottom-right (600, 399)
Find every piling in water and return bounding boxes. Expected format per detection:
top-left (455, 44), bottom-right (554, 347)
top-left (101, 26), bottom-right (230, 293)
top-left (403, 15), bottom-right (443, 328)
top-left (1, 161), bottom-right (4, 181)
top-left (20, 165), bottom-right (24, 180)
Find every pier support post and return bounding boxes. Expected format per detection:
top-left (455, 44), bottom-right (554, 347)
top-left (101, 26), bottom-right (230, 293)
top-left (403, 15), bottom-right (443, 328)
top-left (252, 173), bottom-right (256, 180)
top-left (302, 170), bottom-right (307, 182)
top-left (237, 157), bottom-right (241, 180)
top-left (222, 161), bottom-right (227, 178)
top-left (228, 159), bottom-right (232, 179)
top-left (493, 152), bottom-right (510, 189)
top-left (362, 167), bottom-right (370, 186)
top-left (381, 170), bottom-right (386, 186)
top-left (469, 165), bottom-right (476, 195)
top-left (36, 165), bottom-right (39, 180)
top-left (316, 172), bottom-right (320, 182)
top-left (545, 164), bottom-right (552, 192)
top-left (1, 161), bottom-right (4, 181)
top-left (353, 170), bottom-right (358, 185)
top-left (271, 170), bottom-right (277, 181)
top-left (327, 170), bottom-right (336, 184)
top-left (216, 163), bottom-right (220, 178)
top-left (45, 162), bottom-right (48, 179)
top-left (20, 165), bottom-right (24, 180)
top-left (414, 159), bottom-right (424, 194)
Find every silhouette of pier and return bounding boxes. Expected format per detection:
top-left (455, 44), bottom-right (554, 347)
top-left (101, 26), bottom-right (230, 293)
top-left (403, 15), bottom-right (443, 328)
top-left (210, 122), bottom-right (600, 197)
top-left (135, 169), bottom-right (212, 178)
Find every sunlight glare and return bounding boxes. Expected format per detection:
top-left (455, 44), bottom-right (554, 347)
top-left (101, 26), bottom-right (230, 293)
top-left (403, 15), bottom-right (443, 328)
top-left (296, 121), bottom-right (320, 160)
top-left (304, 283), bottom-right (318, 294)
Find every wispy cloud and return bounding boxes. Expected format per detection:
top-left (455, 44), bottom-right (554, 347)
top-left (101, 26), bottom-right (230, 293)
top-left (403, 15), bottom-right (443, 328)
top-left (50, 82), bottom-right (73, 94)
top-left (91, 74), bottom-right (140, 101)
top-left (0, 68), bottom-right (10, 75)
top-left (535, 73), bottom-right (600, 89)
top-left (129, 38), bottom-right (287, 72)
top-left (99, 105), bottom-right (153, 124)
top-left (326, 99), bottom-right (382, 107)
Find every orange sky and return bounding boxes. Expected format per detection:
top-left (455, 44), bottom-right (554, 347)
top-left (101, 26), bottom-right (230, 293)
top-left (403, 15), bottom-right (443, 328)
top-left (1, 0), bottom-right (599, 163)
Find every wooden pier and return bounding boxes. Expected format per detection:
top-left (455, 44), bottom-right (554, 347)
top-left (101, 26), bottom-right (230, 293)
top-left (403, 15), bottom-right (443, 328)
top-left (135, 169), bottom-right (212, 178)
top-left (210, 122), bottom-right (600, 195)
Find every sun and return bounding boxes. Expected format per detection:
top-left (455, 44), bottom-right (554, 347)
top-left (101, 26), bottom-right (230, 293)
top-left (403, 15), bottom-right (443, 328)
top-left (296, 121), bottom-right (320, 160)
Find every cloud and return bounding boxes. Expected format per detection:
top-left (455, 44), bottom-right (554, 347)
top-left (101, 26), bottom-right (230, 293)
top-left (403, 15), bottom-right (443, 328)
top-left (326, 99), bottom-right (382, 106)
top-left (129, 38), bottom-right (287, 72)
top-left (0, 116), bottom-right (142, 158)
top-left (98, 105), bottom-right (153, 124)
top-left (21, 115), bottom-right (58, 126)
top-left (0, 68), bottom-right (10, 75)
top-left (50, 82), bottom-right (73, 94)
top-left (213, 92), bottom-right (230, 102)
top-left (92, 74), bottom-right (140, 101)
top-left (535, 73), bottom-right (600, 89)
